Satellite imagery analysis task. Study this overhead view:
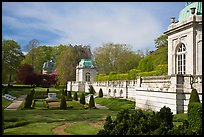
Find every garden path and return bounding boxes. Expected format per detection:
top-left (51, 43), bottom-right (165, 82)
top-left (4, 95), bottom-right (27, 110)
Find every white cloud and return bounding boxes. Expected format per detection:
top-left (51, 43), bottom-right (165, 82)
top-left (3, 2), bottom-right (164, 51)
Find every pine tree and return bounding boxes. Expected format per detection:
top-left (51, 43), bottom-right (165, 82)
top-left (73, 92), bottom-right (78, 101)
top-left (60, 95), bottom-right (67, 109)
top-left (89, 94), bottom-right (95, 108)
top-left (80, 93), bottom-right (86, 105)
top-left (99, 88), bottom-right (103, 97)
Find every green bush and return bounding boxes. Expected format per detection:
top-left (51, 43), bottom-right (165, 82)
top-left (89, 85), bottom-right (96, 94)
top-left (97, 106), bottom-right (175, 135)
top-left (188, 89), bottom-right (200, 105)
top-left (73, 92), bottom-right (78, 101)
top-left (64, 89), bottom-right (68, 96)
top-left (187, 102), bottom-right (202, 135)
top-left (47, 88), bottom-right (49, 93)
top-left (60, 95), bottom-right (67, 109)
top-left (80, 93), bottom-right (86, 105)
top-left (99, 88), bottom-right (103, 97)
top-left (89, 95), bottom-right (95, 108)
top-left (67, 91), bottom-right (72, 100)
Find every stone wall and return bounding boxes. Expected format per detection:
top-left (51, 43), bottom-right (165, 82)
top-left (67, 74), bottom-right (202, 114)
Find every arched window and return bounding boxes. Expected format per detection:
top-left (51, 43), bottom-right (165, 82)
top-left (177, 43), bottom-right (186, 74)
top-left (85, 72), bottom-right (90, 82)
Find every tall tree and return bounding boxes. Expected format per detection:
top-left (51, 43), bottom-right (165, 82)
top-left (2, 40), bottom-right (24, 84)
top-left (22, 45), bottom-right (53, 73)
top-left (26, 39), bottom-right (39, 67)
top-left (94, 43), bottom-right (142, 74)
top-left (56, 44), bottom-right (91, 84)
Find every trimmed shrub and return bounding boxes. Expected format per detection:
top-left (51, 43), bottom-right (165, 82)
top-left (80, 93), bottom-right (86, 105)
top-left (73, 92), bottom-right (78, 101)
top-left (60, 95), bottom-right (67, 109)
top-left (188, 89), bottom-right (200, 105)
top-left (47, 88), bottom-right (49, 93)
top-left (89, 94), bottom-right (95, 108)
top-left (89, 85), bottom-right (96, 94)
top-left (99, 88), bottom-right (103, 97)
top-left (187, 102), bottom-right (202, 135)
top-left (64, 89), bottom-right (68, 96)
top-left (67, 91), bottom-right (72, 100)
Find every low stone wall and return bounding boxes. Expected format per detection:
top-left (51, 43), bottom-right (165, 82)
top-left (67, 74), bottom-right (202, 114)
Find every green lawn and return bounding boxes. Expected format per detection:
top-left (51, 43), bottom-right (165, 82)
top-left (64, 121), bottom-right (102, 135)
top-left (2, 98), bottom-right (12, 109)
top-left (4, 122), bottom-right (61, 135)
top-left (95, 97), bottom-right (135, 110)
top-left (3, 109), bottom-right (118, 135)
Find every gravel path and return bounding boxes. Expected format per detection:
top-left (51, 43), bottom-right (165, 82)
top-left (4, 95), bottom-right (27, 110)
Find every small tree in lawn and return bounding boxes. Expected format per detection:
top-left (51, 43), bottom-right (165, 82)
top-left (60, 95), bottom-right (67, 110)
top-left (99, 88), bottom-right (103, 97)
top-left (73, 92), bottom-right (78, 101)
top-left (67, 91), bottom-right (72, 100)
top-left (89, 85), bottom-right (96, 94)
top-left (80, 93), bottom-right (86, 105)
top-left (89, 94), bottom-right (95, 108)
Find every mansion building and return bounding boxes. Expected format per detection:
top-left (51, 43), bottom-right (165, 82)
top-left (67, 2), bottom-right (202, 114)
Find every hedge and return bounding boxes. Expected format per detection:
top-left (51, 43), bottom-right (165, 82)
top-left (187, 102), bottom-right (202, 135)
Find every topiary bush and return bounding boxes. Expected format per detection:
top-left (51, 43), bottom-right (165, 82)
top-left (89, 85), bottom-right (96, 94)
top-left (89, 94), bottom-right (95, 108)
top-left (99, 88), bottom-right (103, 97)
top-left (188, 88), bottom-right (200, 105)
top-left (67, 91), bottom-right (72, 100)
top-left (60, 95), bottom-right (67, 110)
top-left (64, 89), bottom-right (68, 96)
top-left (80, 93), bottom-right (86, 105)
top-left (47, 88), bottom-right (49, 94)
top-left (187, 102), bottom-right (202, 135)
top-left (73, 92), bottom-right (78, 101)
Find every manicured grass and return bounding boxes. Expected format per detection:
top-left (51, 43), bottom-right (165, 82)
top-left (2, 98), bottom-right (12, 109)
top-left (4, 109), bottom-right (118, 123)
top-left (95, 97), bottom-right (135, 110)
top-left (4, 122), bottom-right (61, 135)
top-left (64, 121), bottom-right (101, 135)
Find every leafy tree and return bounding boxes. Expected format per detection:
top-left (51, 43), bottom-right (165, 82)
top-left (80, 93), bottom-right (86, 105)
top-left (154, 34), bottom-right (168, 48)
top-left (56, 45), bottom-right (91, 84)
top-left (94, 43), bottom-right (142, 74)
top-left (73, 92), bottom-right (78, 101)
top-left (2, 40), bottom-right (24, 84)
top-left (16, 64), bottom-right (34, 84)
top-left (25, 39), bottom-right (39, 67)
top-left (60, 95), bottom-right (67, 109)
top-left (22, 45), bottom-right (53, 73)
top-left (99, 88), bottom-right (103, 97)
top-left (89, 94), bottom-right (95, 108)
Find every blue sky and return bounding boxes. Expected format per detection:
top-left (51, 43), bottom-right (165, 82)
top-left (2, 2), bottom-right (185, 52)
